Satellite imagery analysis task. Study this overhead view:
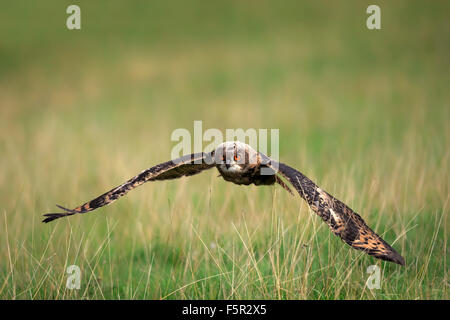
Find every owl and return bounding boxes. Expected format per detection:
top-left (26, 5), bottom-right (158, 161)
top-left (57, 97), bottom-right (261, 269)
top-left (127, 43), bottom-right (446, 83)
top-left (43, 141), bottom-right (405, 266)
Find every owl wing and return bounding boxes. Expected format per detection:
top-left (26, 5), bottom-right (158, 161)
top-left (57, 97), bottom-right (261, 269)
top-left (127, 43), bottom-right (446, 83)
top-left (42, 152), bottom-right (215, 223)
top-left (266, 158), bottom-right (405, 265)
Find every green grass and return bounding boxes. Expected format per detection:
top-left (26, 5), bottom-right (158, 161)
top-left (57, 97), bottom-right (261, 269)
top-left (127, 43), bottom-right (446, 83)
top-left (0, 0), bottom-right (448, 299)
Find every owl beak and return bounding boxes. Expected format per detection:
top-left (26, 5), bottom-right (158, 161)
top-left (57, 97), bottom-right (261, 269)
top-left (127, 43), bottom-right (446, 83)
top-left (225, 164), bottom-right (231, 169)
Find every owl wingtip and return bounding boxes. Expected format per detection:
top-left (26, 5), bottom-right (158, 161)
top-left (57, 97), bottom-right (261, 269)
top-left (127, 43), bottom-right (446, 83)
top-left (384, 250), bottom-right (405, 266)
top-left (42, 204), bottom-right (77, 223)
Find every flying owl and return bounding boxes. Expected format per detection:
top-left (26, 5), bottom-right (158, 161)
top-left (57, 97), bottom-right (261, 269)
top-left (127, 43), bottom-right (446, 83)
top-left (43, 141), bottom-right (405, 266)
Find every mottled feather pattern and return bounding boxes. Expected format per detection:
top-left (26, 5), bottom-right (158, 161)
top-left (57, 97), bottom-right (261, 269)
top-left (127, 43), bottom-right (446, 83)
top-left (42, 153), bottom-right (214, 223)
top-left (273, 161), bottom-right (405, 265)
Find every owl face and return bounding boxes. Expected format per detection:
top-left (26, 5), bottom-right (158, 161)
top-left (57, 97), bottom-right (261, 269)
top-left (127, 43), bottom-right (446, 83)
top-left (215, 141), bottom-right (258, 174)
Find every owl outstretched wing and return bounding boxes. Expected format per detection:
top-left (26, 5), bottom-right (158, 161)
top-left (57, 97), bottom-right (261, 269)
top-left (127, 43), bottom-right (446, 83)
top-left (268, 159), bottom-right (405, 265)
top-left (42, 152), bottom-right (215, 223)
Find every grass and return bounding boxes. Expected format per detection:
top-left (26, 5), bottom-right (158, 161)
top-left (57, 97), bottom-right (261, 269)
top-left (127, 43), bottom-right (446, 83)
top-left (0, 0), bottom-right (448, 299)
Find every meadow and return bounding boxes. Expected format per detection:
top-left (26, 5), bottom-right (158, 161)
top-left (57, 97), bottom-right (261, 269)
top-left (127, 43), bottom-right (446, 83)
top-left (0, 1), bottom-right (448, 299)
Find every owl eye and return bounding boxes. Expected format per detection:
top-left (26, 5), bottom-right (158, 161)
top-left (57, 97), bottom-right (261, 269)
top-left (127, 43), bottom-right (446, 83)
top-left (234, 155), bottom-right (240, 161)
top-left (222, 154), bottom-right (226, 161)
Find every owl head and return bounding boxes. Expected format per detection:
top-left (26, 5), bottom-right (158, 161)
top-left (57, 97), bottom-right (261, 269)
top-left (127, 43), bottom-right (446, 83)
top-left (214, 141), bottom-right (259, 173)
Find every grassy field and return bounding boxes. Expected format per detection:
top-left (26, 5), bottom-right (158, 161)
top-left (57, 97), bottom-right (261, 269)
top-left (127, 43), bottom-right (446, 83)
top-left (0, 1), bottom-right (448, 299)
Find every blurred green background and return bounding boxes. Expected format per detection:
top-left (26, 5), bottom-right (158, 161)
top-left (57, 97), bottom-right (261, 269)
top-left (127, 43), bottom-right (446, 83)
top-left (0, 1), bottom-right (448, 299)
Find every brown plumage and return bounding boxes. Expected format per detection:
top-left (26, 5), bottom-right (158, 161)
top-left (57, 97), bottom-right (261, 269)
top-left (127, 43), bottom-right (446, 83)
top-left (269, 160), bottom-right (404, 265)
top-left (42, 152), bottom-right (214, 222)
top-left (43, 141), bottom-right (405, 266)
